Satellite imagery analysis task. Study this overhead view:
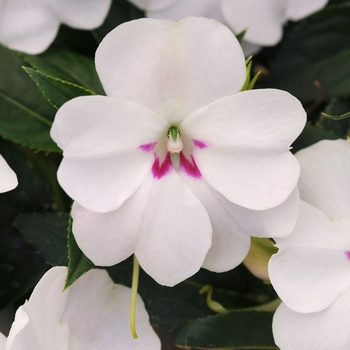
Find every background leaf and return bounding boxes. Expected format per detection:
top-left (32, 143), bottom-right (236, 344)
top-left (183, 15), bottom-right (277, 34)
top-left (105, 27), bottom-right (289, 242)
top-left (23, 67), bottom-right (94, 109)
top-left (175, 310), bottom-right (277, 349)
top-left (265, 4), bottom-right (350, 102)
top-left (0, 46), bottom-right (58, 152)
top-left (14, 213), bottom-right (68, 266)
top-left (0, 140), bottom-right (51, 307)
top-left (21, 48), bottom-right (104, 94)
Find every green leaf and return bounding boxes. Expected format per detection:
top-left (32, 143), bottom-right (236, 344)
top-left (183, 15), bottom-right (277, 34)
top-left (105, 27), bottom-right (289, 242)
top-left (65, 216), bottom-right (95, 289)
top-left (14, 213), bottom-right (69, 266)
top-left (23, 67), bottom-right (94, 109)
top-left (267, 4), bottom-right (350, 102)
top-left (175, 310), bottom-right (277, 349)
top-left (21, 48), bottom-right (104, 94)
top-left (0, 45), bottom-right (58, 152)
top-left (235, 29), bottom-right (247, 43)
top-left (0, 139), bottom-right (52, 306)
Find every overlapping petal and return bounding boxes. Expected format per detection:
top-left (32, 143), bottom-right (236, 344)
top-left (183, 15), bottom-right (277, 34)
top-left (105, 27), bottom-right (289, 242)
top-left (269, 201), bottom-right (350, 313)
top-left (0, 0), bottom-right (58, 54)
top-left (63, 269), bottom-right (161, 350)
top-left (0, 0), bottom-right (111, 54)
top-left (135, 172), bottom-right (212, 286)
top-left (95, 17), bottom-right (246, 124)
top-left (71, 178), bottom-right (152, 266)
top-left (143, 0), bottom-right (226, 24)
top-left (72, 170), bottom-right (212, 287)
top-left (0, 154), bottom-right (18, 193)
top-left (51, 96), bottom-right (169, 213)
top-left (0, 334), bottom-right (5, 350)
top-left (129, 0), bottom-right (178, 12)
top-left (273, 289), bottom-right (350, 350)
top-left (181, 176), bottom-right (250, 272)
top-left (286, 0), bottom-right (328, 21)
top-left (296, 139), bottom-right (350, 219)
top-left (181, 89), bottom-right (305, 210)
top-left (4, 267), bottom-right (160, 350)
top-left (222, 0), bottom-right (285, 45)
top-left (226, 186), bottom-right (300, 238)
top-left (47, 0), bottom-right (111, 29)
top-left (129, 0), bottom-right (328, 53)
top-left (6, 267), bottom-right (69, 350)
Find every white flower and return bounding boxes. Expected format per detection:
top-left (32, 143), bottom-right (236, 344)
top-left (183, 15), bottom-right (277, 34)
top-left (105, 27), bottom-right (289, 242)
top-left (0, 0), bottom-right (112, 54)
top-left (269, 139), bottom-right (350, 349)
top-left (51, 17), bottom-right (306, 287)
top-left (0, 266), bottom-right (160, 350)
top-left (0, 154), bottom-right (18, 193)
top-left (129, 0), bottom-right (328, 55)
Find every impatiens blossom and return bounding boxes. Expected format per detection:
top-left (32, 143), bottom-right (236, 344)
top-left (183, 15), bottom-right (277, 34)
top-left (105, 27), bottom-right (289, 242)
top-left (0, 0), bottom-right (112, 54)
top-left (129, 0), bottom-right (328, 55)
top-left (269, 139), bottom-right (350, 349)
top-left (51, 17), bottom-right (306, 287)
top-left (0, 266), bottom-right (160, 350)
top-left (0, 154), bottom-right (17, 193)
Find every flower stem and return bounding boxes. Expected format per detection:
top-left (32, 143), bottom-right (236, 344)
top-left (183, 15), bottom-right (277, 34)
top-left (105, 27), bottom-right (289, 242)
top-left (199, 284), bottom-right (227, 313)
top-left (130, 254), bottom-right (140, 339)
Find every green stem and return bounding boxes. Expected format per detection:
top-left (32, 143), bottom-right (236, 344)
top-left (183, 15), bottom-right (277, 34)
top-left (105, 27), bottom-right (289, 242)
top-left (247, 298), bottom-right (282, 312)
top-left (130, 255), bottom-right (140, 339)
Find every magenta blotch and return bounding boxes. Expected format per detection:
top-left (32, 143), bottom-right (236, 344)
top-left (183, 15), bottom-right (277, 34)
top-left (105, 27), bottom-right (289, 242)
top-left (152, 153), bottom-right (172, 179)
top-left (193, 139), bottom-right (208, 149)
top-left (345, 251), bottom-right (350, 260)
top-left (140, 142), bottom-right (157, 152)
top-left (180, 153), bottom-right (202, 179)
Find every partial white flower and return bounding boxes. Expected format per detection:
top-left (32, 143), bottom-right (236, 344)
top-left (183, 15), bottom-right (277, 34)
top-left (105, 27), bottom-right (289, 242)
top-left (0, 154), bottom-right (18, 193)
top-left (1, 266), bottom-right (160, 350)
top-left (0, 0), bottom-right (112, 54)
top-left (129, 0), bottom-right (328, 55)
top-left (269, 139), bottom-right (350, 349)
top-left (51, 17), bottom-right (306, 286)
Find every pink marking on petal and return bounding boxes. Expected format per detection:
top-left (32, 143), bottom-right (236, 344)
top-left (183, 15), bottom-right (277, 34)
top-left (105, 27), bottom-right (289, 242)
top-left (345, 251), bottom-right (350, 260)
top-left (180, 153), bottom-right (202, 179)
top-left (152, 153), bottom-right (172, 179)
top-left (193, 139), bottom-right (208, 149)
top-left (140, 142), bottom-right (157, 152)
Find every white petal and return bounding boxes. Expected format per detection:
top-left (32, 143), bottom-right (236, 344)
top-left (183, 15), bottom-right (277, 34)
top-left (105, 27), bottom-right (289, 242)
top-left (135, 171), bottom-right (212, 286)
top-left (269, 201), bottom-right (350, 313)
top-left (240, 41), bottom-right (262, 57)
top-left (0, 333), bottom-right (5, 350)
top-left (286, 0), bottom-right (328, 21)
top-left (47, 0), bottom-right (112, 29)
top-left (7, 267), bottom-right (70, 350)
top-left (227, 186), bottom-right (300, 239)
top-left (95, 17), bottom-right (246, 124)
top-left (129, 0), bottom-right (177, 12)
top-left (181, 89), bottom-right (305, 210)
top-left (180, 176), bottom-right (251, 273)
top-left (51, 96), bottom-right (169, 213)
top-left (296, 139), bottom-right (350, 219)
top-left (0, 0), bottom-right (58, 54)
top-left (71, 179), bottom-right (151, 266)
top-left (63, 269), bottom-right (161, 350)
top-left (145, 0), bottom-right (226, 24)
top-left (273, 291), bottom-right (350, 350)
top-left (0, 155), bottom-right (18, 193)
top-left (222, 0), bottom-right (285, 45)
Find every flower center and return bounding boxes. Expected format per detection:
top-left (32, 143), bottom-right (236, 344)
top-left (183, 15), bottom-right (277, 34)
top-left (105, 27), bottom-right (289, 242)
top-left (167, 126), bottom-right (183, 153)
